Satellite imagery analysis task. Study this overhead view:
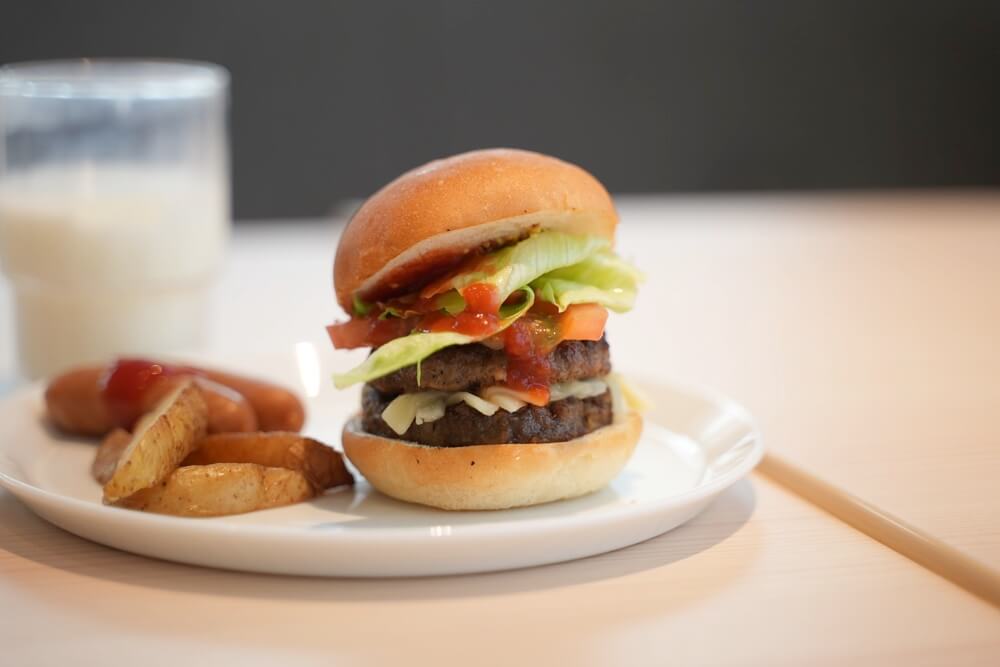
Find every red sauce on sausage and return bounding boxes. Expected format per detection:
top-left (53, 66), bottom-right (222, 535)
top-left (101, 358), bottom-right (197, 427)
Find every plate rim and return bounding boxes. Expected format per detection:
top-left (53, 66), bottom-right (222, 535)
top-left (0, 377), bottom-right (764, 544)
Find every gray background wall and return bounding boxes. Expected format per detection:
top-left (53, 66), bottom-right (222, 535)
top-left (2, 1), bottom-right (998, 219)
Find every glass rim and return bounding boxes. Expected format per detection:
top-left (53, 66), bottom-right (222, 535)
top-left (0, 58), bottom-right (229, 99)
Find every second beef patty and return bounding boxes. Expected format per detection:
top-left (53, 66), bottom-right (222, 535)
top-left (369, 337), bottom-right (611, 395)
top-left (361, 384), bottom-right (614, 446)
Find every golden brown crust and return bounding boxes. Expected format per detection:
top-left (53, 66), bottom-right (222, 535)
top-left (118, 463), bottom-right (314, 517)
top-left (334, 148), bottom-right (618, 311)
top-left (342, 412), bottom-right (642, 510)
top-left (182, 432), bottom-right (354, 491)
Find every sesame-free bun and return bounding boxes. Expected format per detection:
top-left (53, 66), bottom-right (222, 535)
top-left (334, 148), bottom-right (618, 311)
top-left (341, 412), bottom-right (642, 511)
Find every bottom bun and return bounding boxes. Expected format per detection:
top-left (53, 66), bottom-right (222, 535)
top-left (341, 412), bottom-right (643, 510)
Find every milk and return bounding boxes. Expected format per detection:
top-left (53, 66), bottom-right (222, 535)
top-left (0, 165), bottom-right (229, 377)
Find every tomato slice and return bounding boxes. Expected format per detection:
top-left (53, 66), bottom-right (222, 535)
top-left (326, 317), bottom-right (413, 349)
top-left (327, 319), bottom-right (371, 349)
top-left (558, 303), bottom-right (608, 342)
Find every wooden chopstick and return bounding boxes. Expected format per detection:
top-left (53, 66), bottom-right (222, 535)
top-left (756, 452), bottom-right (1000, 610)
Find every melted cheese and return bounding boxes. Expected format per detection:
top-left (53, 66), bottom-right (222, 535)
top-left (381, 378), bottom-right (610, 436)
top-left (381, 391), bottom-right (499, 436)
top-left (605, 373), bottom-right (651, 422)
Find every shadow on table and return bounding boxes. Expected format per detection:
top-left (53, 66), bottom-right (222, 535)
top-left (0, 479), bottom-right (757, 604)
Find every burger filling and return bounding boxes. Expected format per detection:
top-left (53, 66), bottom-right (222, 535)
top-left (362, 383), bottom-right (614, 447)
top-left (328, 230), bottom-right (642, 446)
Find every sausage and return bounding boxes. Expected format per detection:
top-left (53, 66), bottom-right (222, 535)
top-left (45, 367), bottom-right (113, 436)
top-left (150, 376), bottom-right (259, 435)
top-left (200, 369), bottom-right (306, 432)
top-left (44, 365), bottom-right (262, 437)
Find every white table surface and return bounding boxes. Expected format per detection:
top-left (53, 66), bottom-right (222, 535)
top-left (1, 193), bottom-right (999, 665)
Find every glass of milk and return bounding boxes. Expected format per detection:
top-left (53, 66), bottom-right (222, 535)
top-left (0, 60), bottom-right (230, 379)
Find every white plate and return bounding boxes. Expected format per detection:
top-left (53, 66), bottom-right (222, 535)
top-left (0, 354), bottom-right (762, 577)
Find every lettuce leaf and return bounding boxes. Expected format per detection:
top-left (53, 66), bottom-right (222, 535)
top-left (332, 288), bottom-right (535, 388)
top-left (531, 251), bottom-right (643, 313)
top-left (352, 293), bottom-right (373, 317)
top-left (332, 232), bottom-right (642, 389)
top-left (428, 231), bottom-right (610, 303)
top-left (436, 290), bottom-right (466, 315)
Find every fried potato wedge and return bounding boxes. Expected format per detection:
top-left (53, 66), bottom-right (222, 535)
top-left (118, 463), bottom-right (314, 517)
top-left (91, 428), bottom-right (131, 485)
top-left (183, 432), bottom-right (353, 491)
top-left (103, 381), bottom-right (208, 503)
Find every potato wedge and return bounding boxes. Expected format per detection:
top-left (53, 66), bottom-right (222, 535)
top-left (118, 463), bottom-right (314, 517)
top-left (103, 381), bottom-right (208, 503)
top-left (91, 428), bottom-right (131, 484)
top-left (183, 432), bottom-right (353, 491)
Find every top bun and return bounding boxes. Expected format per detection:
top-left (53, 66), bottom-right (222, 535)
top-left (334, 148), bottom-right (618, 311)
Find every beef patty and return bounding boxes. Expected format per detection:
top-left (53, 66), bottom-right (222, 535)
top-left (362, 384), bottom-right (613, 446)
top-left (369, 337), bottom-right (611, 395)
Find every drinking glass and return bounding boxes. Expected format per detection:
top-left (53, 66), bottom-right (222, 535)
top-left (0, 59), bottom-right (230, 378)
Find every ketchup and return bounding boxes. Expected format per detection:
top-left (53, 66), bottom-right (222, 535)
top-left (416, 283), bottom-right (501, 337)
top-left (461, 283), bottom-right (501, 314)
top-left (421, 310), bottom-right (499, 337)
top-left (335, 281), bottom-right (599, 407)
top-left (101, 358), bottom-right (198, 427)
top-left (501, 314), bottom-right (561, 405)
top-left (422, 283), bottom-right (557, 403)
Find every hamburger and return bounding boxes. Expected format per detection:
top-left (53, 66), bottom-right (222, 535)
top-left (328, 148), bottom-right (644, 510)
